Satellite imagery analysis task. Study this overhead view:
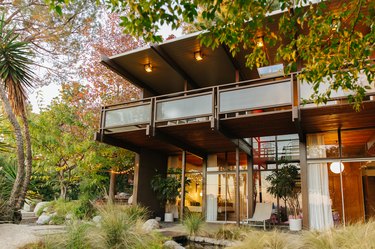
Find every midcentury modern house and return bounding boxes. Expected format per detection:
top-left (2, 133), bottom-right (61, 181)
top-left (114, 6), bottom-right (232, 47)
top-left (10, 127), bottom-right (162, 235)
top-left (96, 8), bottom-right (375, 230)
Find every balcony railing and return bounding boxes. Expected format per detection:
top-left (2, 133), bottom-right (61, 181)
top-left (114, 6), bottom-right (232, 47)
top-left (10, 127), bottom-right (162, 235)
top-left (99, 73), bottom-right (375, 134)
top-left (155, 92), bottom-right (213, 124)
top-left (219, 79), bottom-right (292, 114)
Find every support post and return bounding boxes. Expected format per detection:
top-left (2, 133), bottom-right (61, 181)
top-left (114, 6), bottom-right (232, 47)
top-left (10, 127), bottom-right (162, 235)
top-left (236, 146), bottom-right (240, 225)
top-left (299, 140), bottom-right (309, 229)
top-left (202, 156), bottom-right (207, 220)
top-left (247, 153), bottom-right (254, 219)
top-left (180, 151), bottom-right (186, 220)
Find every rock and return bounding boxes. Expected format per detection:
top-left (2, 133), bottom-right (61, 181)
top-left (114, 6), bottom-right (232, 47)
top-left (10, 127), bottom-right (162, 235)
top-left (155, 216), bottom-right (161, 222)
top-left (65, 213), bottom-right (73, 220)
top-left (23, 202), bottom-right (31, 212)
top-left (34, 202), bottom-right (49, 216)
top-left (118, 192), bottom-right (127, 198)
top-left (36, 214), bottom-right (51, 225)
top-left (92, 215), bottom-right (102, 223)
top-left (142, 219), bottom-right (160, 232)
top-left (163, 240), bottom-right (185, 249)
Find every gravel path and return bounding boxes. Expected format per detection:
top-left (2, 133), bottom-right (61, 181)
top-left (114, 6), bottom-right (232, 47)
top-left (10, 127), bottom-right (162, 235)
top-left (0, 224), bottom-right (65, 249)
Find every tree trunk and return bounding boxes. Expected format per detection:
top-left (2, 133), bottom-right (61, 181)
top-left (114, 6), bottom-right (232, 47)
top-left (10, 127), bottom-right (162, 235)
top-left (59, 171), bottom-right (67, 200)
top-left (0, 84), bottom-right (25, 209)
top-left (108, 170), bottom-right (116, 204)
top-left (16, 111), bottom-right (32, 209)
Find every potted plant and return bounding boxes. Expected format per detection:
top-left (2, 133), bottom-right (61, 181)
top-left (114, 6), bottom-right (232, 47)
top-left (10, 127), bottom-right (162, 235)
top-left (151, 169), bottom-right (181, 222)
top-left (266, 163), bottom-right (302, 231)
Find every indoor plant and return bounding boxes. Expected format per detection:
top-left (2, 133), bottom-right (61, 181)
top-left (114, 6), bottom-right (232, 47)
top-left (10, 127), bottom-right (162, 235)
top-left (151, 169), bottom-right (181, 222)
top-left (266, 163), bottom-right (302, 231)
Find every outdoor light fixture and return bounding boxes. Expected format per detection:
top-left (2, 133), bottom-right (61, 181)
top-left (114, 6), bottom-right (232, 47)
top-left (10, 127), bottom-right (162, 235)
top-left (194, 50), bottom-right (203, 61)
top-left (256, 36), bottom-right (264, 48)
top-left (144, 63), bottom-right (152, 73)
top-left (330, 162), bottom-right (345, 174)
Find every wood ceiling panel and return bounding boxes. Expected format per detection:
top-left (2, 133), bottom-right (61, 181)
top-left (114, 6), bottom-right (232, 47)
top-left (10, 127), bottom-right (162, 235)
top-left (221, 111), bottom-right (296, 138)
top-left (301, 101), bottom-right (375, 133)
top-left (159, 122), bottom-right (236, 153)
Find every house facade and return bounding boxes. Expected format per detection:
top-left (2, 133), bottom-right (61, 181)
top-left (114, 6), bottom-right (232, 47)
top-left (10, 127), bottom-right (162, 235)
top-left (96, 13), bottom-right (375, 229)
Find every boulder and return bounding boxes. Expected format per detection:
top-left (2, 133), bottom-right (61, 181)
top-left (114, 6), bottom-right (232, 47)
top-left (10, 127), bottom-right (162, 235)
top-left (163, 240), bottom-right (185, 249)
top-left (36, 214), bottom-right (51, 225)
top-left (34, 201), bottom-right (49, 216)
top-left (142, 219), bottom-right (160, 232)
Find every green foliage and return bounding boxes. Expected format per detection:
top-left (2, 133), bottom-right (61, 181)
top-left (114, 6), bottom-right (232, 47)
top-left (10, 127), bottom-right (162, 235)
top-left (182, 212), bottom-right (205, 236)
top-left (49, 214), bottom-right (66, 225)
top-left (50, 0), bottom-right (375, 110)
top-left (151, 171), bottom-right (181, 210)
top-left (266, 163), bottom-right (300, 205)
top-left (0, 156), bottom-right (16, 200)
top-left (73, 196), bottom-right (96, 220)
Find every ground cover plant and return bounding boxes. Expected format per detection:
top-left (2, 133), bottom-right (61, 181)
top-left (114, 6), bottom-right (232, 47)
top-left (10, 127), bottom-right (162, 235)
top-left (24, 204), bottom-right (164, 249)
top-left (228, 220), bottom-right (375, 249)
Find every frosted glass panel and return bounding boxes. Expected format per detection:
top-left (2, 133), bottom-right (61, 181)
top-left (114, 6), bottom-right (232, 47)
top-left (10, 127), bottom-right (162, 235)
top-left (300, 73), bottom-right (374, 101)
top-left (219, 81), bottom-right (291, 113)
top-left (105, 104), bottom-right (151, 127)
top-left (156, 94), bottom-right (212, 121)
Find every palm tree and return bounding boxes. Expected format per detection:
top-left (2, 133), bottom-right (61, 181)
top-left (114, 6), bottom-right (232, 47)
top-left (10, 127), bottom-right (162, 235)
top-left (0, 14), bottom-right (34, 212)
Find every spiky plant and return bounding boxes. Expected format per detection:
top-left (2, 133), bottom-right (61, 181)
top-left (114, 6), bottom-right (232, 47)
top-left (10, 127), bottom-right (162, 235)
top-left (0, 13), bottom-right (34, 210)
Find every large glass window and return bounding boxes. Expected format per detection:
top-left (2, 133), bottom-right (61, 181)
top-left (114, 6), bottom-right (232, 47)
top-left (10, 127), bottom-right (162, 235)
top-left (341, 129), bottom-right (375, 158)
top-left (206, 152), bottom-right (248, 222)
top-left (307, 132), bottom-right (339, 158)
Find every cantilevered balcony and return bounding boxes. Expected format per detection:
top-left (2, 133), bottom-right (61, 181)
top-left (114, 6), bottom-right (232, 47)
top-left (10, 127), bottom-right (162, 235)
top-left (97, 74), bottom-right (375, 155)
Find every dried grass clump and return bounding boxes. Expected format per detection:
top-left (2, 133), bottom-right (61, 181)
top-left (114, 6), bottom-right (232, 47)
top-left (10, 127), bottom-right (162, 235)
top-left (228, 229), bottom-right (298, 249)
top-left (302, 220), bottom-right (375, 249)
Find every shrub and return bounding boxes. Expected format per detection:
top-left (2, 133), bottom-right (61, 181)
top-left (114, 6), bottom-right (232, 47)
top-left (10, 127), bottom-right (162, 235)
top-left (73, 196), bottom-right (96, 220)
top-left (215, 225), bottom-right (251, 241)
top-left (228, 230), bottom-right (296, 249)
top-left (182, 212), bottom-right (205, 236)
top-left (302, 220), bottom-right (375, 249)
top-left (49, 214), bottom-right (66, 225)
top-left (85, 204), bottom-right (163, 249)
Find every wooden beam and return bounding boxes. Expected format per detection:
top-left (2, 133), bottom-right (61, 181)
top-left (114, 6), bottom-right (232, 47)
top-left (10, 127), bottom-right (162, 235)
top-left (150, 45), bottom-right (200, 89)
top-left (153, 129), bottom-right (206, 158)
top-left (101, 55), bottom-right (159, 96)
top-left (216, 124), bottom-right (253, 156)
top-left (94, 132), bottom-right (141, 153)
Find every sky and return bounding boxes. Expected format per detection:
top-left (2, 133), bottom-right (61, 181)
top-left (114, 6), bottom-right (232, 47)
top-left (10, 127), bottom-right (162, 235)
top-left (29, 24), bottom-right (183, 113)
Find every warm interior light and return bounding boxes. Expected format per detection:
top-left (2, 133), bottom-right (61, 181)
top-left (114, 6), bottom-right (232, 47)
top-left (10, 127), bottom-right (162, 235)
top-left (194, 51), bottom-right (203, 61)
top-left (144, 63), bottom-right (152, 72)
top-left (256, 36), bottom-right (264, 48)
top-left (330, 162), bottom-right (344, 174)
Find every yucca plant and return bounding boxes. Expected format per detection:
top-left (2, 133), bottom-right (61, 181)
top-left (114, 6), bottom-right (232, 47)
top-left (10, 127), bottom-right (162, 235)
top-left (0, 13), bottom-right (34, 211)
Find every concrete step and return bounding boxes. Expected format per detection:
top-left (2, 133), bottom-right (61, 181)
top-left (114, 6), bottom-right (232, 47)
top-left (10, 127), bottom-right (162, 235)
top-left (20, 217), bottom-right (38, 224)
top-left (21, 211), bottom-right (37, 224)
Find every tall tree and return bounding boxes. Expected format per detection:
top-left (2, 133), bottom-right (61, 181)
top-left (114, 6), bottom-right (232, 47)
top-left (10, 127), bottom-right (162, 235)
top-left (49, 0), bottom-right (375, 110)
top-left (0, 0), bottom-right (98, 212)
top-left (0, 16), bottom-right (33, 211)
